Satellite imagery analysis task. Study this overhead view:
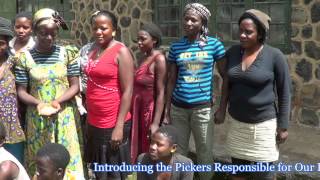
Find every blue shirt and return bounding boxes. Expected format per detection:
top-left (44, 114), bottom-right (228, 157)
top-left (168, 36), bottom-right (225, 105)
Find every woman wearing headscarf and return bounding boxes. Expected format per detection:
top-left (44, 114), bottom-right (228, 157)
top-left (15, 8), bottom-right (84, 177)
top-left (0, 17), bottom-right (26, 164)
top-left (165, 3), bottom-right (226, 180)
top-left (216, 9), bottom-right (291, 180)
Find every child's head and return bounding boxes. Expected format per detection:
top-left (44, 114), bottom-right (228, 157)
top-left (13, 12), bottom-right (33, 42)
top-left (35, 143), bottom-right (70, 180)
top-left (137, 23), bottom-right (162, 52)
top-left (0, 122), bottom-right (6, 146)
top-left (149, 125), bottom-right (178, 161)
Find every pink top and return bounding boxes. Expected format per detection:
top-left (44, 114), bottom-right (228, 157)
top-left (85, 43), bottom-right (131, 128)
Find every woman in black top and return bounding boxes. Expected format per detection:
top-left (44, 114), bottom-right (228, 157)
top-left (215, 9), bottom-right (291, 180)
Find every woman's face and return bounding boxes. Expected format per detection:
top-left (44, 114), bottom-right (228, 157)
top-left (92, 15), bottom-right (114, 47)
top-left (137, 30), bottom-right (155, 53)
top-left (183, 10), bottom-right (203, 37)
top-left (149, 132), bottom-right (175, 161)
top-left (0, 36), bottom-right (8, 58)
top-left (14, 17), bottom-right (33, 42)
top-left (36, 22), bottom-right (58, 50)
top-left (239, 18), bottom-right (260, 49)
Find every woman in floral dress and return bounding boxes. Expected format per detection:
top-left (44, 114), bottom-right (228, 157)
top-left (15, 8), bottom-right (84, 177)
top-left (0, 17), bottom-right (26, 163)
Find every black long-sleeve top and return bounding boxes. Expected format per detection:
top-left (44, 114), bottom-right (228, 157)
top-left (226, 44), bottom-right (291, 129)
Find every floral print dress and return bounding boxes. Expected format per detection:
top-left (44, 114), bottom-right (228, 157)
top-left (15, 45), bottom-right (84, 176)
top-left (0, 57), bottom-right (25, 144)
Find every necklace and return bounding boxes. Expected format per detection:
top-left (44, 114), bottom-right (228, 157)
top-left (87, 41), bottom-right (115, 71)
top-left (87, 48), bottom-right (101, 73)
top-left (94, 47), bottom-right (104, 59)
top-left (85, 46), bottom-right (119, 92)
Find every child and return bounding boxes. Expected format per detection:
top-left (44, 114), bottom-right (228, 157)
top-left (137, 125), bottom-right (194, 180)
top-left (0, 122), bottom-right (30, 180)
top-left (33, 143), bottom-right (84, 180)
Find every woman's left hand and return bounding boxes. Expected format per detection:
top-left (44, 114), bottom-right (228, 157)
top-left (150, 123), bottom-right (159, 135)
top-left (276, 128), bottom-right (288, 144)
top-left (214, 109), bottom-right (226, 124)
top-left (51, 100), bottom-right (61, 113)
top-left (111, 125), bottom-right (124, 149)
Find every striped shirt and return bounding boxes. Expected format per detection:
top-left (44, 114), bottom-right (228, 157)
top-left (15, 45), bottom-right (80, 85)
top-left (168, 36), bottom-right (225, 105)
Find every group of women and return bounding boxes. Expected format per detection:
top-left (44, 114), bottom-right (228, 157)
top-left (0, 2), bottom-right (290, 180)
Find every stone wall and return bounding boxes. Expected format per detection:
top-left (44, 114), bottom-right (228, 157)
top-left (290, 0), bottom-right (320, 127)
top-left (70, 0), bottom-right (320, 128)
top-left (70, 0), bottom-right (152, 55)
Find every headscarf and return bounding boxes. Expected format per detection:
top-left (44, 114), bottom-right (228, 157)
top-left (0, 17), bottom-right (13, 39)
top-left (141, 23), bottom-right (162, 48)
top-left (243, 9), bottom-right (271, 32)
top-left (34, 8), bottom-right (68, 30)
top-left (184, 3), bottom-right (211, 45)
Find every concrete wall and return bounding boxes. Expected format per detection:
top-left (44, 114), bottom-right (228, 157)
top-left (70, 0), bottom-right (320, 128)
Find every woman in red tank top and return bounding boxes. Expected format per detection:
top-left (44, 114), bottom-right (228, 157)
top-left (131, 23), bottom-right (166, 163)
top-left (83, 10), bottom-right (134, 180)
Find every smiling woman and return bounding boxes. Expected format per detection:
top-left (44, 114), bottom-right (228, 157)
top-left (79, 10), bottom-right (134, 180)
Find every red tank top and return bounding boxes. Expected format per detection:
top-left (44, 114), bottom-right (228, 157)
top-left (85, 43), bottom-right (131, 128)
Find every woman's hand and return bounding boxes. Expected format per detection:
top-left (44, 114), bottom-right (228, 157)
top-left (162, 108), bottom-right (171, 125)
top-left (37, 102), bottom-right (58, 116)
top-left (17, 85), bottom-right (42, 106)
top-left (214, 109), bottom-right (226, 124)
top-left (111, 125), bottom-right (124, 150)
top-left (150, 122), bottom-right (159, 135)
top-left (51, 100), bottom-right (61, 112)
top-left (36, 101), bottom-right (61, 116)
top-left (276, 128), bottom-right (288, 144)
top-left (109, 45), bottom-right (133, 150)
top-left (36, 102), bottom-right (47, 115)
